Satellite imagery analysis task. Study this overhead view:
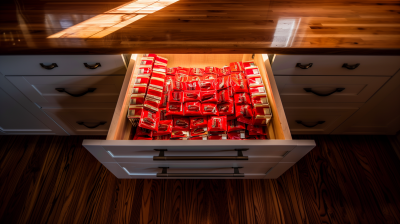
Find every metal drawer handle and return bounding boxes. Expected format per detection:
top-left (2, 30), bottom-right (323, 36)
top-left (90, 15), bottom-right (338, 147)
top-left (304, 88), bottom-right (345, 96)
top-left (84, 63), bottom-right (101, 69)
top-left (296, 63), bottom-right (313, 69)
top-left (40, 63), bottom-right (58, 70)
top-left (153, 149), bottom-right (248, 161)
top-left (55, 88), bottom-right (96, 97)
top-left (296, 120), bottom-right (325, 128)
top-left (157, 167), bottom-right (244, 177)
top-left (342, 63), bottom-right (360, 70)
top-left (77, 121), bottom-right (106, 129)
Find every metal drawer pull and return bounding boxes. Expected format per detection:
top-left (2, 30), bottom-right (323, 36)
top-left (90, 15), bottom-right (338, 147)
top-left (157, 167), bottom-right (244, 177)
top-left (77, 121), bottom-right (106, 129)
top-left (342, 63), bottom-right (360, 70)
top-left (40, 63), bottom-right (58, 70)
top-left (84, 63), bottom-right (101, 69)
top-left (296, 63), bottom-right (313, 69)
top-left (55, 88), bottom-right (96, 97)
top-left (153, 149), bottom-right (248, 160)
top-left (304, 88), bottom-right (345, 96)
top-left (296, 120), bottom-right (325, 128)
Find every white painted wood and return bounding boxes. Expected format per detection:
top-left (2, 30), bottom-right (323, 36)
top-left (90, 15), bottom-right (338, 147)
top-left (82, 139), bottom-right (316, 179)
top-left (275, 75), bottom-right (389, 103)
top-left (272, 55), bottom-right (400, 76)
top-left (283, 103), bottom-right (359, 134)
top-left (6, 75), bottom-right (124, 106)
top-left (0, 72), bottom-right (67, 135)
top-left (333, 69), bottom-right (400, 135)
top-left (43, 108), bottom-right (115, 135)
top-left (0, 55), bottom-right (126, 76)
top-left (264, 163), bottom-right (295, 179)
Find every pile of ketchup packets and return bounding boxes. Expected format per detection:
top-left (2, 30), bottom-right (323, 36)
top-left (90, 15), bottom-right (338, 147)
top-left (127, 54), bottom-right (272, 140)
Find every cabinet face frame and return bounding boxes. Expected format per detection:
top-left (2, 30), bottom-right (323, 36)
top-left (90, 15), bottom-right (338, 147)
top-left (84, 54), bottom-right (315, 179)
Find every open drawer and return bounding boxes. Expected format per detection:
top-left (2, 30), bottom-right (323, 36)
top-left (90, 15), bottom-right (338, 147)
top-left (83, 54), bottom-right (315, 179)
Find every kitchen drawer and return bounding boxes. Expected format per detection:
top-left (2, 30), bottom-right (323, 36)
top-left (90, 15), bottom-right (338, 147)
top-left (6, 75), bottom-right (124, 107)
top-left (83, 54), bottom-right (316, 179)
top-left (275, 76), bottom-right (390, 103)
top-left (272, 55), bottom-right (400, 76)
top-left (0, 55), bottom-right (126, 76)
top-left (283, 103), bottom-right (359, 134)
top-left (43, 108), bottom-right (115, 135)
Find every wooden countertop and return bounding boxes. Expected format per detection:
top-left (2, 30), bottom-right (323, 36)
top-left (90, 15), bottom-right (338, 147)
top-left (1, 0), bottom-right (399, 55)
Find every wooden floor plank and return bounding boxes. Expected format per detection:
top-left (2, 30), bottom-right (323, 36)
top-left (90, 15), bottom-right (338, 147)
top-left (0, 135), bottom-right (399, 224)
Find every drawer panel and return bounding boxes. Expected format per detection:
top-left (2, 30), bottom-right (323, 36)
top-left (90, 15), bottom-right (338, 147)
top-left (43, 108), bottom-right (115, 135)
top-left (6, 75), bottom-right (124, 106)
top-left (284, 105), bottom-right (358, 134)
top-left (275, 76), bottom-right (389, 103)
top-left (272, 55), bottom-right (400, 76)
top-left (0, 55), bottom-right (126, 76)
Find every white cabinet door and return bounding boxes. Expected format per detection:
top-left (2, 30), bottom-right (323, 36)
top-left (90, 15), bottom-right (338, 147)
top-left (272, 55), bottom-right (400, 76)
top-left (275, 76), bottom-right (389, 103)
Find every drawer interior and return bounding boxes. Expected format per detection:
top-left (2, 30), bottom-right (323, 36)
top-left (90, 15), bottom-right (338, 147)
top-left (107, 54), bottom-right (290, 140)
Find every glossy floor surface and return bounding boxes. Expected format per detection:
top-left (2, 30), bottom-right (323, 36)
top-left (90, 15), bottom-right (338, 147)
top-left (0, 135), bottom-right (399, 223)
top-left (1, 0), bottom-right (399, 54)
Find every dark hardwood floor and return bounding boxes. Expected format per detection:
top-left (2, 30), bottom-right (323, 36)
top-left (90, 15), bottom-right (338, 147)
top-left (0, 135), bottom-right (399, 224)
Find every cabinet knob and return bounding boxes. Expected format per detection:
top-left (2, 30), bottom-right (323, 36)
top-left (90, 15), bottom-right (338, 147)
top-left (156, 167), bottom-right (244, 177)
top-left (40, 63), bottom-right (58, 70)
top-left (55, 88), bottom-right (96, 97)
top-left (296, 120), bottom-right (325, 128)
top-left (296, 63), bottom-right (313, 69)
top-left (342, 63), bottom-right (360, 70)
top-left (304, 88), bottom-right (345, 97)
top-left (84, 63), bottom-right (101, 69)
top-left (77, 121), bottom-right (106, 129)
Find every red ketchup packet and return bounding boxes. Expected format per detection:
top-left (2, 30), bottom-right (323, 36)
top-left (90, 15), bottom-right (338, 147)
top-left (172, 77), bottom-right (184, 91)
top-left (249, 84), bottom-right (267, 96)
top-left (190, 127), bottom-right (208, 137)
top-left (234, 93), bottom-right (251, 105)
top-left (202, 74), bottom-right (217, 80)
top-left (230, 61), bottom-right (245, 72)
top-left (164, 76), bottom-right (174, 93)
top-left (231, 72), bottom-right (247, 80)
top-left (202, 103), bottom-right (219, 116)
top-left (138, 109), bottom-right (159, 131)
top-left (231, 77), bottom-right (249, 93)
top-left (147, 87), bottom-right (163, 100)
top-left (201, 90), bottom-right (218, 103)
top-left (236, 105), bottom-right (253, 118)
top-left (166, 102), bottom-right (183, 116)
top-left (205, 66), bottom-right (220, 74)
top-left (159, 108), bottom-right (172, 122)
top-left (189, 68), bottom-right (205, 76)
top-left (137, 66), bottom-right (152, 76)
top-left (134, 75), bottom-right (150, 85)
top-left (153, 120), bottom-right (173, 136)
top-left (133, 135), bottom-right (152, 140)
top-left (245, 66), bottom-right (260, 76)
top-left (207, 116), bottom-right (227, 132)
top-left (218, 100), bottom-right (234, 116)
top-left (155, 55), bottom-right (168, 64)
top-left (143, 97), bottom-right (160, 112)
top-left (247, 74), bottom-right (263, 87)
top-left (130, 93), bottom-right (145, 106)
top-left (168, 91), bottom-right (183, 103)
top-left (159, 92), bottom-right (168, 108)
top-left (177, 67), bottom-right (190, 76)
top-left (200, 79), bottom-right (216, 91)
top-left (218, 89), bottom-right (230, 104)
top-left (189, 136), bottom-right (207, 140)
top-left (171, 130), bottom-right (189, 139)
top-left (208, 132), bottom-right (227, 140)
top-left (132, 85), bottom-right (147, 94)
top-left (184, 102), bottom-right (202, 116)
top-left (183, 91), bottom-right (200, 102)
top-left (227, 119), bottom-right (246, 132)
top-left (251, 95), bottom-right (269, 105)
top-left (227, 130), bottom-right (246, 140)
top-left (140, 57), bottom-right (154, 66)
top-left (220, 66), bottom-right (231, 76)
top-left (173, 117), bottom-right (190, 131)
top-left (247, 125), bottom-right (266, 136)
top-left (127, 105), bottom-right (142, 119)
top-left (142, 53), bottom-right (157, 58)
top-left (167, 67), bottom-right (180, 75)
top-left (253, 105), bottom-right (272, 118)
top-left (153, 135), bottom-right (171, 140)
top-left (190, 117), bottom-right (207, 129)
top-left (217, 76), bottom-right (230, 90)
top-left (237, 116), bottom-right (253, 125)
top-left (253, 118), bottom-right (270, 126)
top-left (184, 80), bottom-right (201, 91)
top-left (242, 61), bottom-right (256, 68)
top-left (135, 126), bottom-right (153, 137)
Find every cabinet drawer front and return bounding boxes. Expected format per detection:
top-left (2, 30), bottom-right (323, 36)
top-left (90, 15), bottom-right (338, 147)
top-left (6, 75), bottom-right (124, 106)
top-left (275, 76), bottom-right (389, 103)
top-left (0, 55), bottom-right (126, 76)
top-left (284, 106), bottom-right (358, 134)
top-left (43, 108), bottom-right (115, 135)
top-left (272, 55), bottom-right (400, 76)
